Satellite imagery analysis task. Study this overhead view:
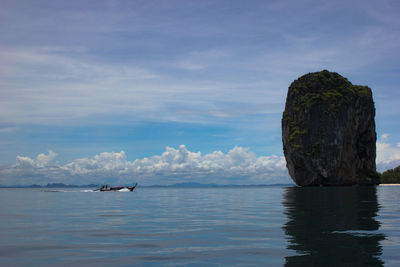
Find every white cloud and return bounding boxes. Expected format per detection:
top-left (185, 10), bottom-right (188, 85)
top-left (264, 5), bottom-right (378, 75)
top-left (376, 134), bottom-right (400, 171)
top-left (0, 146), bottom-right (290, 185)
top-left (16, 150), bottom-right (57, 168)
top-left (0, 47), bottom-right (285, 126)
top-left (381, 133), bottom-right (389, 141)
top-left (15, 156), bottom-right (35, 168)
top-left (36, 150), bottom-right (57, 168)
top-left (3, 137), bottom-right (400, 185)
top-left (0, 0), bottom-right (399, 131)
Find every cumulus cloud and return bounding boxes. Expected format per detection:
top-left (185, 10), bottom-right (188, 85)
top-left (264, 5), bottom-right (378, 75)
top-left (0, 146), bottom-right (290, 185)
top-left (376, 134), bottom-right (400, 171)
top-left (3, 137), bottom-right (399, 185)
top-left (16, 150), bottom-right (57, 168)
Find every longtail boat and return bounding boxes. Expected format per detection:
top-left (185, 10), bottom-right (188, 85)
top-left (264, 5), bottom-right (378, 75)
top-left (97, 183), bottom-right (137, 192)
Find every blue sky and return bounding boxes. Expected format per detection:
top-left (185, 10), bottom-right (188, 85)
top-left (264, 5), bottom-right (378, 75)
top-left (0, 0), bottom-right (399, 185)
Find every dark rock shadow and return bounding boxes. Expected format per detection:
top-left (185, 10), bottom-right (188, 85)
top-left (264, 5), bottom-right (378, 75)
top-left (282, 186), bottom-right (385, 266)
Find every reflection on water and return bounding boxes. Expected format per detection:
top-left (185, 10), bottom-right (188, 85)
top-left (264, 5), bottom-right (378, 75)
top-left (283, 186), bottom-right (385, 266)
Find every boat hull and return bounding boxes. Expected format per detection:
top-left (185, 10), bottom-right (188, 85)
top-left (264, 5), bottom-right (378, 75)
top-left (99, 183), bottom-right (137, 192)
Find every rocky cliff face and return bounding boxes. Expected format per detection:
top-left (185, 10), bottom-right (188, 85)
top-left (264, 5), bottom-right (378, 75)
top-left (282, 70), bottom-right (379, 186)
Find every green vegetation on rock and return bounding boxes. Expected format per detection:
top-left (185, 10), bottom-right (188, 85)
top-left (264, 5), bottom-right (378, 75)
top-left (284, 70), bottom-right (374, 157)
top-left (288, 70), bottom-right (371, 119)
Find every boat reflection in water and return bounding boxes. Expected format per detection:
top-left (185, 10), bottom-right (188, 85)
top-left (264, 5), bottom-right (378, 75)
top-left (282, 186), bottom-right (385, 266)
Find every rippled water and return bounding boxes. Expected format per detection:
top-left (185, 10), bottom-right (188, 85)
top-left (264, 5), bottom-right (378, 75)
top-left (0, 186), bottom-right (399, 266)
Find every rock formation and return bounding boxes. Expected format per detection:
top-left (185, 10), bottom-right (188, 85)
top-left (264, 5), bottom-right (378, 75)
top-left (282, 70), bottom-right (379, 186)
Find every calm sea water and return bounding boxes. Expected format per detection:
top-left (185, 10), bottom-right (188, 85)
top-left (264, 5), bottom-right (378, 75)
top-left (0, 186), bottom-right (399, 266)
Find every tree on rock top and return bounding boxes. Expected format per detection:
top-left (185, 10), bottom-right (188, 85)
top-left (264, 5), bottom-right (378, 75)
top-left (282, 70), bottom-right (379, 186)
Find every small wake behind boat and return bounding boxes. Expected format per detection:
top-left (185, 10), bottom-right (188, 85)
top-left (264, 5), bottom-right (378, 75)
top-left (96, 183), bottom-right (137, 192)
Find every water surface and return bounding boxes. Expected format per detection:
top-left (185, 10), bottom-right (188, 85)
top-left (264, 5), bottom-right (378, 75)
top-left (0, 186), bottom-right (399, 266)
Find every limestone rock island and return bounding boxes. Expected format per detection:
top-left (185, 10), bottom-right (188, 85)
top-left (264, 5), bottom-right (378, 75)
top-left (282, 70), bottom-right (379, 186)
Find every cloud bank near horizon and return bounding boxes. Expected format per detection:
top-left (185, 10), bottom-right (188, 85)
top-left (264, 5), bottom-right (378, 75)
top-left (1, 137), bottom-right (399, 186)
top-left (0, 145), bottom-right (290, 186)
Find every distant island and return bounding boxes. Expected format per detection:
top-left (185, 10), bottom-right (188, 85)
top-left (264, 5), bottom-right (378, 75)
top-left (0, 182), bottom-right (292, 188)
top-left (1, 170), bottom-right (398, 188)
top-left (145, 183), bottom-right (290, 188)
top-left (380, 166), bottom-right (400, 184)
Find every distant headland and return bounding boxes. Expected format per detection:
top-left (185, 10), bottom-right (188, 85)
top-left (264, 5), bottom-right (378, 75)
top-left (380, 166), bottom-right (400, 184)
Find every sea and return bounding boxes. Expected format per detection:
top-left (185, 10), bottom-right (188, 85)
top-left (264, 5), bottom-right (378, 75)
top-left (0, 185), bottom-right (399, 266)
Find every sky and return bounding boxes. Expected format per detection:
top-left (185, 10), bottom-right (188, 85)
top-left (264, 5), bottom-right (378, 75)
top-left (0, 0), bottom-right (399, 185)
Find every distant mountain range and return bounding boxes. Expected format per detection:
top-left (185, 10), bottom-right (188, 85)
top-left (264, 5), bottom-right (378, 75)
top-left (0, 182), bottom-right (292, 188)
top-left (145, 182), bottom-right (291, 188)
